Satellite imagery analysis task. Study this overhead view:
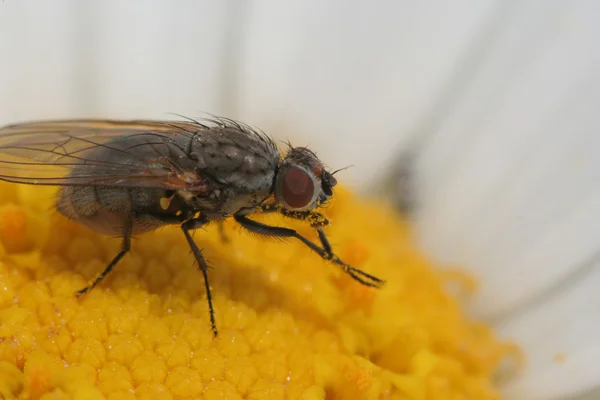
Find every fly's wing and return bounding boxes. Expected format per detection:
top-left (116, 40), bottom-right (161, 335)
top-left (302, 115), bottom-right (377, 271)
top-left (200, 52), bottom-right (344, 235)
top-left (0, 119), bottom-right (205, 189)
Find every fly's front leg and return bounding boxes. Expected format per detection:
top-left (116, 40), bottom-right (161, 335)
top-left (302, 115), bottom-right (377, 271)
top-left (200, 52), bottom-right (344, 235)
top-left (234, 214), bottom-right (385, 288)
top-left (259, 203), bottom-right (329, 231)
top-left (276, 208), bottom-right (333, 255)
top-left (181, 217), bottom-right (219, 337)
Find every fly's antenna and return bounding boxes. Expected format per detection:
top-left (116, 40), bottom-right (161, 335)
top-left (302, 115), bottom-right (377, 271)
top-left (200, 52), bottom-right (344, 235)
top-left (331, 165), bottom-right (353, 176)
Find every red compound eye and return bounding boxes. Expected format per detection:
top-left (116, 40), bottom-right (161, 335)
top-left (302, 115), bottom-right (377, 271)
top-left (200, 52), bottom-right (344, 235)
top-left (281, 166), bottom-right (315, 209)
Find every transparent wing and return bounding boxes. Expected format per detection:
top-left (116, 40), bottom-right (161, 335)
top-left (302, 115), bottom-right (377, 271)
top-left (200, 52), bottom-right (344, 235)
top-left (0, 119), bottom-right (203, 189)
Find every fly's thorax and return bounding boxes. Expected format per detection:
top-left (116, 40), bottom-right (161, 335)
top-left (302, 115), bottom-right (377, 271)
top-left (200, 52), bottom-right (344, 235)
top-left (188, 127), bottom-right (279, 194)
top-left (274, 147), bottom-right (338, 212)
top-left (188, 185), bottom-right (273, 219)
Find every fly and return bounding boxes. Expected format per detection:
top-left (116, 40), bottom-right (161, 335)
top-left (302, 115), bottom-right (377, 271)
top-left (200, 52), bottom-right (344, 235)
top-left (0, 116), bottom-right (385, 337)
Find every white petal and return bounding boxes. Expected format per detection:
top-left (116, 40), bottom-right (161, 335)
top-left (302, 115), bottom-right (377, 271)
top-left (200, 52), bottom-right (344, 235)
top-left (0, 0), bottom-right (80, 121)
top-left (498, 256), bottom-right (600, 400)
top-left (0, 0), bottom-right (231, 121)
top-left (414, 0), bottom-right (600, 319)
top-left (234, 0), bottom-right (497, 187)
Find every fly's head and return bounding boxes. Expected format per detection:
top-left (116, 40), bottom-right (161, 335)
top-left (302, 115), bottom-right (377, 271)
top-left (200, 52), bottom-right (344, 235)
top-left (274, 147), bottom-right (338, 212)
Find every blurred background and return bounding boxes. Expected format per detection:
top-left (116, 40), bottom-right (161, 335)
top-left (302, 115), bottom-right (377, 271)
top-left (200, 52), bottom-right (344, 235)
top-left (0, 1), bottom-right (599, 399)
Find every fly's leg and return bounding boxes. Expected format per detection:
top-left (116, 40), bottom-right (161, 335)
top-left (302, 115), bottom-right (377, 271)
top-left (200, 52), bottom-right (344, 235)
top-left (216, 220), bottom-right (229, 243)
top-left (259, 203), bottom-right (330, 230)
top-left (76, 217), bottom-right (133, 296)
top-left (181, 217), bottom-right (219, 337)
top-left (234, 215), bottom-right (385, 288)
top-left (316, 228), bottom-right (333, 257)
top-left (266, 207), bottom-right (335, 256)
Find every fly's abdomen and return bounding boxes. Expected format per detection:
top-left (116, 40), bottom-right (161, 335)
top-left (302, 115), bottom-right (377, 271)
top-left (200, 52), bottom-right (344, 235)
top-left (57, 186), bottom-right (168, 235)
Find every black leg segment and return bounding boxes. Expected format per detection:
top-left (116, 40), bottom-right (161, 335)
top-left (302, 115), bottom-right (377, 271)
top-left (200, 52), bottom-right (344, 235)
top-left (316, 228), bottom-right (333, 256)
top-left (234, 215), bottom-right (385, 288)
top-left (76, 217), bottom-right (133, 296)
top-left (181, 217), bottom-right (219, 337)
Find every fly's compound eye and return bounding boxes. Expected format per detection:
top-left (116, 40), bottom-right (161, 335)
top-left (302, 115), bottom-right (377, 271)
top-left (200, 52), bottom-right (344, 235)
top-left (277, 165), bottom-right (317, 210)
